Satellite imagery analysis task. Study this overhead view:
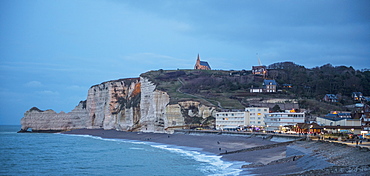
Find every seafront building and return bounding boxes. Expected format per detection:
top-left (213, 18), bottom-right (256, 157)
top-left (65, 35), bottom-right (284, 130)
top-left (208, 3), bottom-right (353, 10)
top-left (316, 116), bottom-right (362, 134)
top-left (245, 107), bottom-right (269, 126)
top-left (215, 110), bottom-right (247, 130)
top-left (264, 111), bottom-right (305, 132)
top-left (215, 107), bottom-right (269, 130)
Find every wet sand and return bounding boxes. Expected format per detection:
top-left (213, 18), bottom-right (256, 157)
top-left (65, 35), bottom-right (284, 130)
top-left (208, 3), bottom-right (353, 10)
top-left (63, 129), bottom-right (305, 175)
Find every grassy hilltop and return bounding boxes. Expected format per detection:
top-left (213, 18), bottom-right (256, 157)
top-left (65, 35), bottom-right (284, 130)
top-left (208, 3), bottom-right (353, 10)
top-left (140, 62), bottom-right (370, 115)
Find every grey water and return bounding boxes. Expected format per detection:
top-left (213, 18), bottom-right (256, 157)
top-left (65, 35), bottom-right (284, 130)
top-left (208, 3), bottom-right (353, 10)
top-left (0, 125), bottom-right (246, 176)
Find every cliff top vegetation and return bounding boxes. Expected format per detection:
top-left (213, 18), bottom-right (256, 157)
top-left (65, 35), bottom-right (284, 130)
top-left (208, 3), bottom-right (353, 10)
top-left (141, 62), bottom-right (370, 115)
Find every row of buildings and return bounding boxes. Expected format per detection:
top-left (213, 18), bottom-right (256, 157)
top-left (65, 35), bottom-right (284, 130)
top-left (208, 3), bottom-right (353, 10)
top-left (215, 107), bottom-right (305, 132)
top-left (194, 54), bottom-right (370, 136)
top-left (215, 103), bottom-right (370, 136)
top-left (194, 54), bottom-right (278, 93)
top-left (323, 92), bottom-right (370, 103)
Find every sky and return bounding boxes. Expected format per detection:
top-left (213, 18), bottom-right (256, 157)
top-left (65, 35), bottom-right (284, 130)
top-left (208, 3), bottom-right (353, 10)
top-left (0, 0), bottom-right (369, 125)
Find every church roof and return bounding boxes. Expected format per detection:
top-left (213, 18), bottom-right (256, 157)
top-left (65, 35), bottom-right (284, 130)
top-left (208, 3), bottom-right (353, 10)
top-left (200, 61), bottom-right (211, 69)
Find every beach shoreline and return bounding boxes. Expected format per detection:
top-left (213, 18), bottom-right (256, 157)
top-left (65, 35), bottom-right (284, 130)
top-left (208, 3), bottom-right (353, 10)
top-left (62, 129), bottom-right (370, 176)
top-left (62, 129), bottom-right (305, 175)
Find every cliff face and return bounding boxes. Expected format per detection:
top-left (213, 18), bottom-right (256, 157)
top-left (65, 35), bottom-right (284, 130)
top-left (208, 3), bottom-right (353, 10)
top-left (20, 102), bottom-right (88, 132)
top-left (20, 77), bottom-right (215, 133)
top-left (86, 78), bottom-right (141, 130)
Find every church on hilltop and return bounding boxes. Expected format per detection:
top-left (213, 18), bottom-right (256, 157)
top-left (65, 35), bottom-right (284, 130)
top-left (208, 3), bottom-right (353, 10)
top-left (194, 54), bottom-right (211, 70)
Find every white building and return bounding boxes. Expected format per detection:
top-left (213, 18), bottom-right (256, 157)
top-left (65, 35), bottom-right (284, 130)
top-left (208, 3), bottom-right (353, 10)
top-left (316, 117), bottom-right (361, 127)
top-left (215, 107), bottom-right (269, 130)
top-left (215, 111), bottom-right (247, 130)
top-left (264, 111), bottom-right (305, 132)
top-left (245, 107), bottom-right (269, 126)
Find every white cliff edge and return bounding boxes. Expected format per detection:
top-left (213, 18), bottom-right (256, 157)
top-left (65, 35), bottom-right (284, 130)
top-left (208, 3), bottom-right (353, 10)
top-left (20, 77), bottom-right (216, 133)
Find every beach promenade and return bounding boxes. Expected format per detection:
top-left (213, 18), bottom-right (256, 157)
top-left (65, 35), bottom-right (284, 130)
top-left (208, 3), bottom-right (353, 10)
top-left (313, 138), bottom-right (370, 149)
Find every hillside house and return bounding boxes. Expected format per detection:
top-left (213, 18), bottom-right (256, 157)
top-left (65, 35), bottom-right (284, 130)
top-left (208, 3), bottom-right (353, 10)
top-left (252, 66), bottom-right (267, 76)
top-left (249, 79), bottom-right (277, 93)
top-left (352, 92), bottom-right (363, 101)
top-left (323, 94), bottom-right (338, 102)
top-left (263, 80), bottom-right (277, 92)
top-left (194, 54), bottom-right (211, 70)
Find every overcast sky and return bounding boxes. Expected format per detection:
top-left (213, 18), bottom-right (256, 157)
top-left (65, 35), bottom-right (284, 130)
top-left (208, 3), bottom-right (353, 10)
top-left (1, 0), bottom-right (369, 125)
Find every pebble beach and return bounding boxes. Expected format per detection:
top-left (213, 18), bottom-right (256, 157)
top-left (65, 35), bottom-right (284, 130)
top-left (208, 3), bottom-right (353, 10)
top-left (63, 129), bottom-right (370, 175)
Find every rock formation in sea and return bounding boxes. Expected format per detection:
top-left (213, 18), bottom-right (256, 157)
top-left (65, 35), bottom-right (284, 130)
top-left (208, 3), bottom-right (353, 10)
top-left (20, 76), bottom-right (216, 133)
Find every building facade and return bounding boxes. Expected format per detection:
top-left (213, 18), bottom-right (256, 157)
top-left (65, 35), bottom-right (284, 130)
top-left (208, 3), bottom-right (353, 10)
top-left (215, 107), bottom-right (269, 130)
top-left (252, 66), bottom-right (267, 76)
top-left (215, 111), bottom-right (247, 130)
top-left (264, 111), bottom-right (305, 132)
top-left (263, 80), bottom-right (277, 93)
top-left (245, 107), bottom-right (269, 126)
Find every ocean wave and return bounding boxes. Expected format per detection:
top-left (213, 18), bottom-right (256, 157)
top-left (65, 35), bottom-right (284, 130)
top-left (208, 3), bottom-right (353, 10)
top-left (151, 144), bottom-right (246, 176)
top-left (62, 133), bottom-right (248, 176)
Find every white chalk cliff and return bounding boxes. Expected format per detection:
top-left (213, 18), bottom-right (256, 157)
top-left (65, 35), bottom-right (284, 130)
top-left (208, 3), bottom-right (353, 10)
top-left (20, 76), bottom-right (216, 133)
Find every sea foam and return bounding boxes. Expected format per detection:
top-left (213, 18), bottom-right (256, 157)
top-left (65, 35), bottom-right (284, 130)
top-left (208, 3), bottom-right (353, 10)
top-left (62, 133), bottom-right (249, 176)
top-left (150, 144), bottom-right (246, 176)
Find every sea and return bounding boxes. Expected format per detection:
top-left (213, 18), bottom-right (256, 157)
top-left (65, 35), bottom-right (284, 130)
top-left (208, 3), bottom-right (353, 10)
top-left (0, 125), bottom-right (248, 176)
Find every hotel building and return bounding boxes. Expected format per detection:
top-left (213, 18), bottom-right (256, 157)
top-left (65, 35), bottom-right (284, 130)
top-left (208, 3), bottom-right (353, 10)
top-left (215, 107), bottom-right (269, 130)
top-left (264, 111), bottom-right (305, 132)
